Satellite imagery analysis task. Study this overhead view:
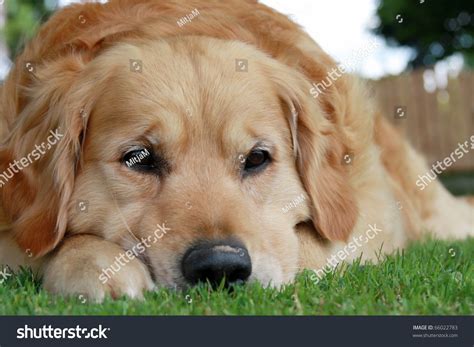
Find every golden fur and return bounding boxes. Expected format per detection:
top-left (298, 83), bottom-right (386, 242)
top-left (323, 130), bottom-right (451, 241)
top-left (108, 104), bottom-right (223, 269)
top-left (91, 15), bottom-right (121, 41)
top-left (0, 0), bottom-right (472, 301)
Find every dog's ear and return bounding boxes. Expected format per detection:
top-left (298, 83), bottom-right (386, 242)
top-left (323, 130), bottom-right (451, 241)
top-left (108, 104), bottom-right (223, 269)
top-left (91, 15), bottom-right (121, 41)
top-left (0, 57), bottom-right (96, 257)
top-left (0, 3), bottom-right (129, 257)
top-left (263, 61), bottom-right (360, 242)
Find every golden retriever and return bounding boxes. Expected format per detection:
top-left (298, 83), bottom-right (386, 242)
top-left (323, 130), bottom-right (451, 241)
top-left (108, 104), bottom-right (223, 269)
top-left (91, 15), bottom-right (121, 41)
top-left (0, 0), bottom-right (472, 302)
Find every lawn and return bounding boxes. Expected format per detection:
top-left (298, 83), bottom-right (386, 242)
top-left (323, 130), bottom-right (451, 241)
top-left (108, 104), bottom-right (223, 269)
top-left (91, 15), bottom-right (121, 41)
top-left (0, 238), bottom-right (472, 315)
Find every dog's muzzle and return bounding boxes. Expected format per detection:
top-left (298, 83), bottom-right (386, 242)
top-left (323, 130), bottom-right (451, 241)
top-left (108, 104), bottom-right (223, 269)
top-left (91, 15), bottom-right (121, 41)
top-left (181, 239), bottom-right (252, 287)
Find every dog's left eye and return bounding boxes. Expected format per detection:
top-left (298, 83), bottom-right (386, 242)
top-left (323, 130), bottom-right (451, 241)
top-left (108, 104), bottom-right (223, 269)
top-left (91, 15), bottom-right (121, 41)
top-left (243, 149), bottom-right (271, 174)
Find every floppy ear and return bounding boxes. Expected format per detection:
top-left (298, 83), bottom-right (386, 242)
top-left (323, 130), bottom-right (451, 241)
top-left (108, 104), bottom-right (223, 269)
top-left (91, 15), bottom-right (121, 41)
top-left (263, 61), bottom-right (360, 242)
top-left (0, 3), bottom-right (130, 257)
top-left (0, 57), bottom-right (95, 258)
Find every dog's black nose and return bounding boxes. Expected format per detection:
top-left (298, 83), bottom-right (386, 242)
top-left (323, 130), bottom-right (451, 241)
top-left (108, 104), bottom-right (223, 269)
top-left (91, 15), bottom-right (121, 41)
top-left (181, 240), bottom-right (252, 287)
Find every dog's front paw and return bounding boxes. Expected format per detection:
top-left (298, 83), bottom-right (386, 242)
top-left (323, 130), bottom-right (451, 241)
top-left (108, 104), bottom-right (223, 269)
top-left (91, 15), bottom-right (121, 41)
top-left (43, 235), bottom-right (154, 302)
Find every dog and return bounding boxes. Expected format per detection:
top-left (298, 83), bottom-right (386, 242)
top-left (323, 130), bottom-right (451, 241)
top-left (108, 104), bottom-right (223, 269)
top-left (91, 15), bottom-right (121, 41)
top-left (0, 0), bottom-right (472, 302)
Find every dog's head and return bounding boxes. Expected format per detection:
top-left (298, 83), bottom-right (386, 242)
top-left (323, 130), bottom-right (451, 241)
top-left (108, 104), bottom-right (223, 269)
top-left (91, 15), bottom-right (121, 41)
top-left (0, 1), bottom-right (362, 288)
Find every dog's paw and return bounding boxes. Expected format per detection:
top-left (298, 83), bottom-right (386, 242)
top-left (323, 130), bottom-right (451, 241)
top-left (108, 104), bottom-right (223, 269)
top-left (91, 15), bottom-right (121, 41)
top-left (42, 235), bottom-right (154, 302)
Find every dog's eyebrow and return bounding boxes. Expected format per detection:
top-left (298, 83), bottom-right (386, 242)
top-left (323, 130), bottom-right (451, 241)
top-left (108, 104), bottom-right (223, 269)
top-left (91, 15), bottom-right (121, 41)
top-left (254, 141), bottom-right (268, 148)
top-left (252, 140), bottom-right (274, 152)
top-left (123, 129), bottom-right (162, 150)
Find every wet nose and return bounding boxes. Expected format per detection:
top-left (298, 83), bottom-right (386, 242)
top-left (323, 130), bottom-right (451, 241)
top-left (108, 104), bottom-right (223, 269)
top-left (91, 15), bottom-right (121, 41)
top-left (181, 239), bottom-right (252, 287)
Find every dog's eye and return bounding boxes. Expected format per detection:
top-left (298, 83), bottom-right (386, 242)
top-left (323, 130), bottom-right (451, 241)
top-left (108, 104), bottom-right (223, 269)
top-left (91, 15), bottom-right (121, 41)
top-left (122, 148), bottom-right (156, 171)
top-left (244, 149), bottom-right (271, 174)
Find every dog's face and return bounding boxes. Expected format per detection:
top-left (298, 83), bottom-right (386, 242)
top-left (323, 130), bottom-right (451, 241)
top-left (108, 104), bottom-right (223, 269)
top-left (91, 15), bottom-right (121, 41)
top-left (68, 38), bottom-right (311, 288)
top-left (2, 36), bottom-right (359, 289)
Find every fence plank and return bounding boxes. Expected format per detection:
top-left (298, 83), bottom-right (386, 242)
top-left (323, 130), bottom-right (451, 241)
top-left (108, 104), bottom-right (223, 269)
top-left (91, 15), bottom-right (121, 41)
top-left (370, 70), bottom-right (474, 172)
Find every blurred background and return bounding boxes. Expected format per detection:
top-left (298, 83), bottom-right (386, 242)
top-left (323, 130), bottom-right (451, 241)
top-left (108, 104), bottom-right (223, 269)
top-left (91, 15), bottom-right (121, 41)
top-left (0, 0), bottom-right (473, 193)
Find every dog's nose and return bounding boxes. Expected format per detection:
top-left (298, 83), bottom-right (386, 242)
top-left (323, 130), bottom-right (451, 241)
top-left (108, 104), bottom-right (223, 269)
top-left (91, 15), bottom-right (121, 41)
top-left (181, 240), bottom-right (252, 287)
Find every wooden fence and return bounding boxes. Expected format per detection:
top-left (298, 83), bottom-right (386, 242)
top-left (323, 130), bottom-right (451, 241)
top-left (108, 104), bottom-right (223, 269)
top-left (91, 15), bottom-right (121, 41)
top-left (368, 70), bottom-right (474, 171)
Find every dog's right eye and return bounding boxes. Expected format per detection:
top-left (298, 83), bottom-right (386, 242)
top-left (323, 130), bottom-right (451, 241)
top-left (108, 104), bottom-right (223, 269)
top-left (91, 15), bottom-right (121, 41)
top-left (122, 148), bottom-right (157, 172)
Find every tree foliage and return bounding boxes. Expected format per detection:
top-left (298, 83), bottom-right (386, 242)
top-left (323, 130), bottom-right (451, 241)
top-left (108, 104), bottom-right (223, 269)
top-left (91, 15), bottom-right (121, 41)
top-left (2, 0), bottom-right (55, 59)
top-left (374, 0), bottom-right (474, 68)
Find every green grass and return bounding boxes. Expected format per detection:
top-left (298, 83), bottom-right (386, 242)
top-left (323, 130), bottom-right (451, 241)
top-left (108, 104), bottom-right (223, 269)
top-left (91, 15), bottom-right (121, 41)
top-left (440, 171), bottom-right (474, 195)
top-left (1, 238), bottom-right (472, 315)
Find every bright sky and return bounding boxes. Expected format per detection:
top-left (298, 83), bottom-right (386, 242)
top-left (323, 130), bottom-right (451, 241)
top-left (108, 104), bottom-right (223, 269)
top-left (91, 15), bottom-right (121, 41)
top-left (261, 0), bottom-right (415, 78)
